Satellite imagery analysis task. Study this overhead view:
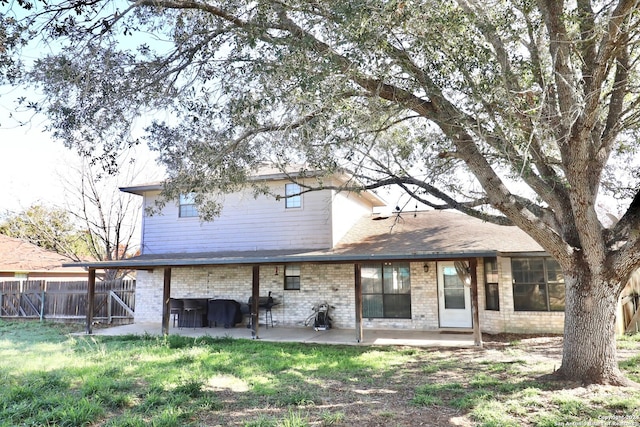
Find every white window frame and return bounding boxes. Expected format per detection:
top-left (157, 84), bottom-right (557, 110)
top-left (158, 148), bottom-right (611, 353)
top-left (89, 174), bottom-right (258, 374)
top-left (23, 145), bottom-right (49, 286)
top-left (284, 265), bottom-right (301, 290)
top-left (285, 183), bottom-right (302, 209)
top-left (179, 193), bottom-right (199, 218)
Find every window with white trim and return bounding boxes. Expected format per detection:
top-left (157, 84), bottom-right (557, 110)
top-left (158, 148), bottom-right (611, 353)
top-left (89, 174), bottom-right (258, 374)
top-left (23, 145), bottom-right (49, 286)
top-left (285, 183), bottom-right (302, 209)
top-left (284, 265), bottom-right (301, 290)
top-left (484, 257), bottom-right (500, 311)
top-left (179, 193), bottom-right (198, 218)
top-left (361, 262), bottom-right (411, 318)
top-left (512, 257), bottom-right (564, 311)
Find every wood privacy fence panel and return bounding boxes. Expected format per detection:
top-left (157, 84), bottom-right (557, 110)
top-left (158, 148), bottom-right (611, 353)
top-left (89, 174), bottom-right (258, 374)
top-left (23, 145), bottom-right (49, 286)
top-left (0, 279), bottom-right (135, 324)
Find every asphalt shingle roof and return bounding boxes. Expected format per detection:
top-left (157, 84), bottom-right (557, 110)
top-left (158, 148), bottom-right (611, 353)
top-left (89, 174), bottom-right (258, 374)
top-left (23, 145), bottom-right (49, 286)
top-left (332, 210), bottom-right (544, 255)
top-left (0, 234), bottom-right (86, 273)
top-left (65, 210), bottom-right (545, 269)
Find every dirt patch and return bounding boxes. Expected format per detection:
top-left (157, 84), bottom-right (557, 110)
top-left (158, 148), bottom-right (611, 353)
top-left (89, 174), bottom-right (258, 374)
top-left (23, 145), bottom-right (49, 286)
top-left (198, 334), bottom-right (640, 426)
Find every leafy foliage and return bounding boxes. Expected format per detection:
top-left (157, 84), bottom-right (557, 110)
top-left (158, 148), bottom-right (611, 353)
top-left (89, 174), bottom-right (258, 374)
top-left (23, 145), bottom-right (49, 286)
top-left (0, 204), bottom-right (92, 261)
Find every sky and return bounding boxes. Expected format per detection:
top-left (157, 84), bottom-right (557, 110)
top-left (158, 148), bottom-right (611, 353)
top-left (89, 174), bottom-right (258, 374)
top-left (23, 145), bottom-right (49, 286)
top-left (0, 2), bottom-right (166, 217)
top-left (0, 104), bottom-right (165, 216)
top-left (1, 109), bottom-right (73, 213)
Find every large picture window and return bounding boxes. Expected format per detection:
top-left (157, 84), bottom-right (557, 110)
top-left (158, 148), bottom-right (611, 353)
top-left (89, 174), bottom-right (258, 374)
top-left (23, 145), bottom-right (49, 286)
top-left (512, 258), bottom-right (564, 311)
top-left (361, 262), bottom-right (411, 319)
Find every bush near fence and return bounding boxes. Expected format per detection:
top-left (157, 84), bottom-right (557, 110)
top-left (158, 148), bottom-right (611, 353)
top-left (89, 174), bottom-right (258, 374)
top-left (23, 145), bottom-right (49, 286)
top-left (0, 279), bottom-right (135, 324)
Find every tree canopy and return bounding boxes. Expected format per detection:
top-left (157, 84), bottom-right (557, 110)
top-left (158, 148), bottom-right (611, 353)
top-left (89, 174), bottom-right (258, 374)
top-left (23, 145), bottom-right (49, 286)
top-left (0, 204), bottom-right (91, 261)
top-left (9, 0), bottom-right (640, 384)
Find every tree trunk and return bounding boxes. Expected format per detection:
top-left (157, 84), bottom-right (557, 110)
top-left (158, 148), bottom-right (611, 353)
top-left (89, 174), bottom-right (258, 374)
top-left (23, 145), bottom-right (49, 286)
top-left (556, 274), bottom-right (633, 386)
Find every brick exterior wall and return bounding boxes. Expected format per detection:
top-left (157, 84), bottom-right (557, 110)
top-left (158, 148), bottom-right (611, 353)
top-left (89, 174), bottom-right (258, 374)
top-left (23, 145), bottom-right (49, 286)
top-left (478, 257), bottom-right (565, 334)
top-left (134, 257), bottom-right (565, 334)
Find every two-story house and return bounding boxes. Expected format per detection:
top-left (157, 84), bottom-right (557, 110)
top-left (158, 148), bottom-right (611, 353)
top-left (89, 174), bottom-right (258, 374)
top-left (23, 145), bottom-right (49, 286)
top-left (72, 169), bottom-right (567, 339)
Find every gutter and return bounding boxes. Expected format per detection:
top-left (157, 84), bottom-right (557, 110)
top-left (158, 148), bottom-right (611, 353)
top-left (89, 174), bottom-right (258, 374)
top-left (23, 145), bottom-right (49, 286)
top-left (63, 250), bottom-right (500, 270)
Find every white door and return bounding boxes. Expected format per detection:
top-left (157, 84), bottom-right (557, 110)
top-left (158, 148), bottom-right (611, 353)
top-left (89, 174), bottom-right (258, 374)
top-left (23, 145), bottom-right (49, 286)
top-left (438, 261), bottom-right (472, 328)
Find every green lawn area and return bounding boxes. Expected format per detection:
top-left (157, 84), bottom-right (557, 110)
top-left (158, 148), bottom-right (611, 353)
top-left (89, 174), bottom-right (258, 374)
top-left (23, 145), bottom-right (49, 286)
top-left (2, 320), bottom-right (640, 426)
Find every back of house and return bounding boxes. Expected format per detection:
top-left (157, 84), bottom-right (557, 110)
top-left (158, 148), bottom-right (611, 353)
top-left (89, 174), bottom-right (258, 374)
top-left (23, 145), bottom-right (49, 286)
top-left (108, 169), bottom-right (566, 336)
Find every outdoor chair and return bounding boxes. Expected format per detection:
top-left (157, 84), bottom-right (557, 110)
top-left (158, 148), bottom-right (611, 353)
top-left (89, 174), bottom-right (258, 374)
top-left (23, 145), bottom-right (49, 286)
top-left (181, 299), bottom-right (205, 328)
top-left (169, 298), bottom-right (183, 328)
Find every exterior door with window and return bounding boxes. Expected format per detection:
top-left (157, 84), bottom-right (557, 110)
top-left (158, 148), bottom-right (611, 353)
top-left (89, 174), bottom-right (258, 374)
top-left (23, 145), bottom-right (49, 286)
top-left (437, 261), bottom-right (472, 328)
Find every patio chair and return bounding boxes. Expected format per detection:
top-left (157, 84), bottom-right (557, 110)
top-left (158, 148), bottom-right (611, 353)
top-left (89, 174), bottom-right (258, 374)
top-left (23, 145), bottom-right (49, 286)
top-left (170, 298), bottom-right (183, 328)
top-left (181, 299), bottom-right (205, 328)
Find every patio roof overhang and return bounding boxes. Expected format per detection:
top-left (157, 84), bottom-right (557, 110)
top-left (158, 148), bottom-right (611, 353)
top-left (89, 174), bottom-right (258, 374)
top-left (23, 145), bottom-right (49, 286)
top-left (63, 248), bottom-right (502, 270)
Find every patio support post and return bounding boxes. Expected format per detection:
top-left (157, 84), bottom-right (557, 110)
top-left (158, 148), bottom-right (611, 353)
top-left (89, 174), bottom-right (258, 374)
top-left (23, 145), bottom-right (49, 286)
top-left (251, 265), bottom-right (260, 339)
top-left (469, 258), bottom-right (483, 347)
top-left (162, 267), bottom-right (171, 336)
top-left (354, 263), bottom-right (363, 343)
top-left (86, 268), bottom-right (96, 334)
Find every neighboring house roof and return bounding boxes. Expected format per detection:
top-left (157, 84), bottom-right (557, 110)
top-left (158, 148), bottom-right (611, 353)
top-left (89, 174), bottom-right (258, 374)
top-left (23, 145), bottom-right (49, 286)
top-left (65, 210), bottom-right (545, 270)
top-left (0, 234), bottom-right (87, 274)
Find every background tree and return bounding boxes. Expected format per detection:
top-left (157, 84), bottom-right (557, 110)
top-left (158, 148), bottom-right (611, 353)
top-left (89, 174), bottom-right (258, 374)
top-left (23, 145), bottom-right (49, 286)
top-left (0, 204), bottom-right (91, 261)
top-left (12, 0), bottom-right (640, 385)
top-left (0, 153), bottom-right (144, 280)
top-left (61, 154), bottom-right (144, 280)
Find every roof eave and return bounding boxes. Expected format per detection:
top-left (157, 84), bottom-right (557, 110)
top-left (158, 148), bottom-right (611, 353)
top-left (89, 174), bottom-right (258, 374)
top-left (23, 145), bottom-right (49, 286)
top-left (63, 250), bottom-right (506, 270)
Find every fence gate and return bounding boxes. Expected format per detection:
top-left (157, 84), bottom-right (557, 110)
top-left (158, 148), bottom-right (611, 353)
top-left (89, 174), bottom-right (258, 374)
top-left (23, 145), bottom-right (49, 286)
top-left (0, 281), bottom-right (45, 319)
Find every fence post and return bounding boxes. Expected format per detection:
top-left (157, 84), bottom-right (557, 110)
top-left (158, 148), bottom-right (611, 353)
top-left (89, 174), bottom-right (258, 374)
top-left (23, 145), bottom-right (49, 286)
top-left (107, 291), bottom-right (112, 324)
top-left (40, 290), bottom-right (45, 322)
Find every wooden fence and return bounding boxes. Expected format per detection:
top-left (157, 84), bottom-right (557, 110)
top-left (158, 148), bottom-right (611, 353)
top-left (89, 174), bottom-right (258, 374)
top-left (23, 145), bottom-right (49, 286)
top-left (0, 279), bottom-right (135, 324)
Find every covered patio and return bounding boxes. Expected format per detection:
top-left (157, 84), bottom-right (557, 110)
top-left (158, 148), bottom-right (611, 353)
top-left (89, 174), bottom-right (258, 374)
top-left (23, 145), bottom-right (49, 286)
top-left (85, 321), bottom-right (477, 348)
top-left (73, 250), bottom-right (485, 347)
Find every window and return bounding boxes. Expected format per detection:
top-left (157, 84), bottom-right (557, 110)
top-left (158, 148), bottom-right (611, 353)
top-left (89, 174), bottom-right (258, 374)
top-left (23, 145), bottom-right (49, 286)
top-left (284, 265), bottom-right (301, 290)
top-left (179, 193), bottom-right (198, 218)
top-left (361, 262), bottom-right (411, 318)
top-left (285, 183), bottom-right (302, 209)
top-left (484, 257), bottom-right (500, 311)
top-left (512, 257), bottom-right (564, 311)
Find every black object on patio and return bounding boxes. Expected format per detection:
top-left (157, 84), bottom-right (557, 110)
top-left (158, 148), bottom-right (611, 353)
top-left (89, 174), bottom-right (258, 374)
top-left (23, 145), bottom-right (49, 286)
top-left (248, 292), bottom-right (278, 328)
top-left (170, 298), bottom-right (183, 328)
top-left (207, 299), bottom-right (243, 328)
top-left (179, 299), bottom-right (207, 328)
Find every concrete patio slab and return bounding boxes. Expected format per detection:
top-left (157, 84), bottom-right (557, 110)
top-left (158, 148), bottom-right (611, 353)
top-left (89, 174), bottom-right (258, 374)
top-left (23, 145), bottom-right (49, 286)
top-left (86, 322), bottom-right (477, 348)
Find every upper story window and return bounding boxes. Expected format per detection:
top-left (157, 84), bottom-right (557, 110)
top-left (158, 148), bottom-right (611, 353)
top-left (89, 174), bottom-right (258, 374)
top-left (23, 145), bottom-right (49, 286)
top-left (484, 257), bottom-right (499, 311)
top-left (361, 262), bottom-right (411, 319)
top-left (285, 183), bottom-right (302, 209)
top-left (179, 193), bottom-right (198, 218)
top-left (512, 257), bottom-right (564, 312)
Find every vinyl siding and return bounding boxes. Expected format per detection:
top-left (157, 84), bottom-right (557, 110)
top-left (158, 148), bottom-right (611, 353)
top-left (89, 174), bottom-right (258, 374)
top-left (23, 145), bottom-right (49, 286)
top-left (330, 190), bottom-right (375, 246)
top-left (139, 180), bottom-right (354, 254)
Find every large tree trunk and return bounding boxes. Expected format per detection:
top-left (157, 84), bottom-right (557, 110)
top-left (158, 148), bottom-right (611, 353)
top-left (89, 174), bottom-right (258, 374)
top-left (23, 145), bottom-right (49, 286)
top-left (556, 274), bottom-right (633, 386)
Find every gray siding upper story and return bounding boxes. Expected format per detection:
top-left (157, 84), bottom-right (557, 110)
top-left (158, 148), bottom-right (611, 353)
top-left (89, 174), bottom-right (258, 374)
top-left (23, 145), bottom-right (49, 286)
top-left (132, 178), bottom-right (383, 255)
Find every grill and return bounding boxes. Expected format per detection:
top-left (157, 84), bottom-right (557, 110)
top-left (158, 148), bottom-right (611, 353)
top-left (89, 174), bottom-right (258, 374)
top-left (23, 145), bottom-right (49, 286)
top-left (247, 291), bottom-right (277, 328)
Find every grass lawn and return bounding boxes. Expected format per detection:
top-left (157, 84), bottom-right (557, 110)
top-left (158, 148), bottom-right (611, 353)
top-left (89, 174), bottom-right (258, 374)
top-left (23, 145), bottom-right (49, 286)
top-left (2, 320), bottom-right (640, 426)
